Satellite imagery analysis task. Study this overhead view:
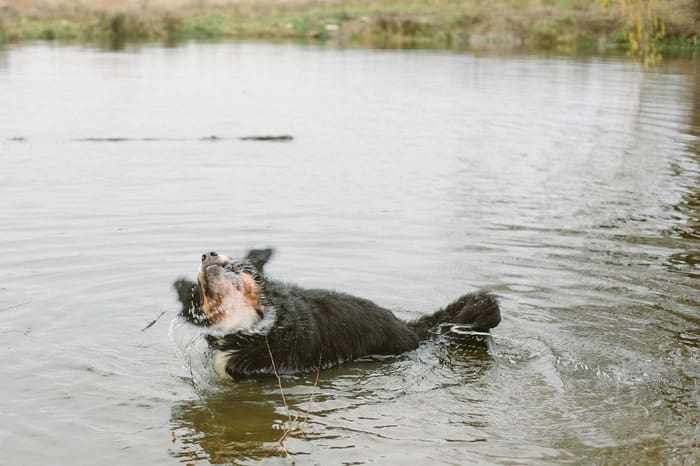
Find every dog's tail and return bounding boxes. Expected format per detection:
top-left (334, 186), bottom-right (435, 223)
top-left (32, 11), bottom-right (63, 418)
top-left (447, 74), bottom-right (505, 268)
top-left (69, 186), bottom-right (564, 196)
top-left (408, 291), bottom-right (501, 340)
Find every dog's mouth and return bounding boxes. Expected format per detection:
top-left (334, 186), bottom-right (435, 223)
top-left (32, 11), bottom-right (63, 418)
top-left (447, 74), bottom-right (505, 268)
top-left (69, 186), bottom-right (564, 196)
top-left (196, 252), bottom-right (262, 328)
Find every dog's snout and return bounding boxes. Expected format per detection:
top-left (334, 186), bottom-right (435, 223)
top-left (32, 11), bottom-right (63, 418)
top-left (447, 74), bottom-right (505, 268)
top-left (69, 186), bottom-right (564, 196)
top-left (202, 251), bottom-right (219, 262)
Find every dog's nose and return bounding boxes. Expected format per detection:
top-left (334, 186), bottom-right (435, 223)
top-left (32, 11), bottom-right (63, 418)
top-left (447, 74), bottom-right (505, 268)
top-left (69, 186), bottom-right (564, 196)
top-left (202, 251), bottom-right (219, 262)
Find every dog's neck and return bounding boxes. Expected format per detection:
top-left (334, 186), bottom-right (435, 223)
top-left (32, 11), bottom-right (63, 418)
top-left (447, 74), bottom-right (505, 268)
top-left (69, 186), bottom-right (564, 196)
top-left (184, 294), bottom-right (264, 331)
top-left (200, 271), bottom-right (265, 333)
top-left (208, 297), bottom-right (262, 333)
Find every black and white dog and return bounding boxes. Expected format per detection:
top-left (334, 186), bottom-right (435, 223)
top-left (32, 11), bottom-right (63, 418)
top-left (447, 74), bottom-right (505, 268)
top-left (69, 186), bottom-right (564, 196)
top-left (174, 249), bottom-right (501, 380)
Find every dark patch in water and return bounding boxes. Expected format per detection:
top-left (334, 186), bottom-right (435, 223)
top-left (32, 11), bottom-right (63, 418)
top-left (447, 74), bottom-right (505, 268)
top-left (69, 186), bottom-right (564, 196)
top-left (73, 137), bottom-right (186, 142)
top-left (69, 135), bottom-right (294, 142)
top-left (201, 134), bottom-right (294, 142)
top-left (74, 137), bottom-right (131, 142)
top-left (199, 135), bottom-right (223, 141)
top-left (240, 135), bottom-right (294, 142)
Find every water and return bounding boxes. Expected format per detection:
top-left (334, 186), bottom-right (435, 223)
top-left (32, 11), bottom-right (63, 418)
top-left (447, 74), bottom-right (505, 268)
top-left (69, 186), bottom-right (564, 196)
top-left (0, 42), bottom-right (698, 465)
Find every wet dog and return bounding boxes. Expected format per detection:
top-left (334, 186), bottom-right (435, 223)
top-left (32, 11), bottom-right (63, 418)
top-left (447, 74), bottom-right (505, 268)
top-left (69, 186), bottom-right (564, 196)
top-left (174, 249), bottom-right (501, 379)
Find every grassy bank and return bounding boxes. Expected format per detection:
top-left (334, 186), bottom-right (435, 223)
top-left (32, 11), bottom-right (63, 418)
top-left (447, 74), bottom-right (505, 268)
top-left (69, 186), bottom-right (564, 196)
top-left (0, 0), bottom-right (698, 53)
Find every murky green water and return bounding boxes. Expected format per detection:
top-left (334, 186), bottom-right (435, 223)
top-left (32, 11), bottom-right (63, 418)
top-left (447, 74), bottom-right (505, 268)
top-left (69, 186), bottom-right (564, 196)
top-left (0, 43), bottom-right (698, 465)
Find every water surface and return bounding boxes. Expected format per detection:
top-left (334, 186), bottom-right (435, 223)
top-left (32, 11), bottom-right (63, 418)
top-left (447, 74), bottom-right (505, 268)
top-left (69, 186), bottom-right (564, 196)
top-left (0, 43), bottom-right (698, 464)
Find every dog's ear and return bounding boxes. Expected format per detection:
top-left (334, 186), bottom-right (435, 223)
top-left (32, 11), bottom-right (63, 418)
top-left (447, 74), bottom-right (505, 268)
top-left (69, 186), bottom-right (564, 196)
top-left (244, 248), bottom-right (274, 272)
top-left (173, 277), bottom-right (201, 313)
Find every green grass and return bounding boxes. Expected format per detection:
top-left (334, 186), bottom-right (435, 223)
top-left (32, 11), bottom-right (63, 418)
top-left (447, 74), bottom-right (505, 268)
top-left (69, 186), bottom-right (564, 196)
top-left (0, 0), bottom-right (697, 53)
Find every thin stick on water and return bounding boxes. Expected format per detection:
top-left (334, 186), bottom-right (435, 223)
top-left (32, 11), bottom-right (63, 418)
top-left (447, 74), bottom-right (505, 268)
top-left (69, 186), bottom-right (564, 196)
top-left (301, 350), bottom-right (323, 433)
top-left (265, 336), bottom-right (323, 456)
top-left (265, 336), bottom-right (292, 456)
top-left (265, 336), bottom-right (292, 422)
top-left (141, 310), bottom-right (166, 331)
top-left (278, 352), bottom-right (322, 446)
top-left (0, 301), bottom-right (31, 313)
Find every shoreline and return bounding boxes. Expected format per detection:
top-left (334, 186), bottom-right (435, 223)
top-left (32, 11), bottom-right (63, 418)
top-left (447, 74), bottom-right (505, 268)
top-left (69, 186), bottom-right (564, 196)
top-left (0, 1), bottom-right (698, 54)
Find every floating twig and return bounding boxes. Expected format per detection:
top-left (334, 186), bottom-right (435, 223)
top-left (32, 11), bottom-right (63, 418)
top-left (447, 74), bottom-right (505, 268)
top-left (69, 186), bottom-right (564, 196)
top-left (55, 135), bottom-right (295, 143)
top-left (265, 336), bottom-right (291, 422)
top-left (141, 310), bottom-right (167, 332)
top-left (301, 350), bottom-right (323, 433)
top-left (0, 301), bottom-right (31, 313)
top-left (265, 336), bottom-right (292, 457)
top-left (239, 135), bottom-right (293, 142)
top-left (265, 336), bottom-right (322, 457)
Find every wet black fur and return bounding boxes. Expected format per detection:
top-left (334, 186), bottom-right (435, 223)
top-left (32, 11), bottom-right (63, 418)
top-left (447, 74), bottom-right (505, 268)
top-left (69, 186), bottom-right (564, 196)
top-left (173, 248), bottom-right (501, 379)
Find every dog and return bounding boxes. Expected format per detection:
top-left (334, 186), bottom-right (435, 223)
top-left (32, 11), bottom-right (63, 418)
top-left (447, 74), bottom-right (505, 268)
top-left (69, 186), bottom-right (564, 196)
top-left (173, 249), bottom-right (501, 380)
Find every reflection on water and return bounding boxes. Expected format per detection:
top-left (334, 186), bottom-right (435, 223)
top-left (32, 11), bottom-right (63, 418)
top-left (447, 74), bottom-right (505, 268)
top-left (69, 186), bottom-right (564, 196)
top-left (170, 332), bottom-right (497, 464)
top-left (167, 262), bottom-right (503, 463)
top-left (0, 43), bottom-right (698, 464)
top-left (171, 386), bottom-right (285, 463)
top-left (668, 67), bottom-right (700, 273)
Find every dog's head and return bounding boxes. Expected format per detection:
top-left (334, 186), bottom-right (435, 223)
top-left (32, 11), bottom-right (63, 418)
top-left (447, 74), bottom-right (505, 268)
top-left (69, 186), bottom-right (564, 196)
top-left (179, 250), bottom-right (271, 332)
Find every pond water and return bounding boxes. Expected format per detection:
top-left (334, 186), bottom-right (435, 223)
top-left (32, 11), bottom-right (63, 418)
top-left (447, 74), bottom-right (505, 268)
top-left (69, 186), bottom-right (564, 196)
top-left (0, 42), bottom-right (698, 465)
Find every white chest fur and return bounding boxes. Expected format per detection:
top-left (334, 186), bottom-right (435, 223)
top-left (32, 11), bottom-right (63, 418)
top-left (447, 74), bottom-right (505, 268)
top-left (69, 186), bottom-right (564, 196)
top-left (212, 349), bottom-right (235, 379)
top-left (211, 292), bottom-right (261, 333)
